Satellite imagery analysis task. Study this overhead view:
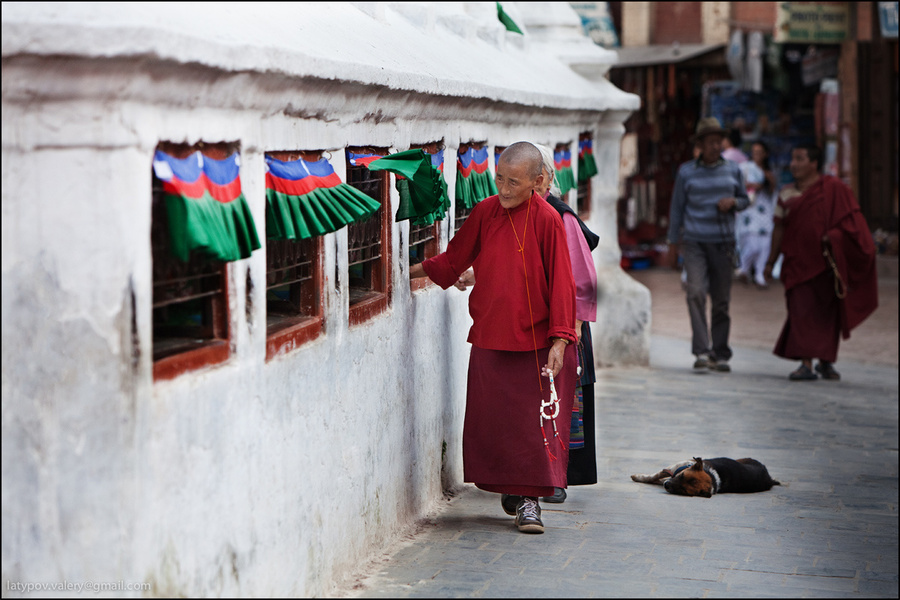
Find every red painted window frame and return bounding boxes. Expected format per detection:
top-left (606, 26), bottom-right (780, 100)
top-left (346, 148), bottom-right (392, 326)
top-left (264, 150), bottom-right (326, 360)
top-left (151, 141), bottom-right (235, 382)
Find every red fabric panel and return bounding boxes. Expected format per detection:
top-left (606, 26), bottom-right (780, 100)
top-left (163, 175), bottom-right (243, 204)
top-left (265, 171), bottom-right (342, 196)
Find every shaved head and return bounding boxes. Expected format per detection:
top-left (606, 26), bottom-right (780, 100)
top-left (498, 142), bottom-right (543, 179)
top-left (495, 142), bottom-right (544, 209)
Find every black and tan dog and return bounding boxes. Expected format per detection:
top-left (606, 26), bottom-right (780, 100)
top-left (631, 457), bottom-right (780, 498)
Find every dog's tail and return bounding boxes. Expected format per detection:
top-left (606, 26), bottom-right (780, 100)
top-left (771, 479), bottom-right (781, 486)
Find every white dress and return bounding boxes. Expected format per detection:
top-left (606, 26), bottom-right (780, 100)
top-left (735, 162), bottom-right (777, 285)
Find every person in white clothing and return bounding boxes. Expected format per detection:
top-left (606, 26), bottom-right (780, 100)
top-left (734, 141), bottom-right (778, 288)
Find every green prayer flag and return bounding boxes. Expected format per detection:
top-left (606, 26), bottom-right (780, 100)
top-left (496, 2), bottom-right (523, 34)
top-left (578, 152), bottom-right (599, 181)
top-left (368, 149), bottom-right (450, 223)
top-left (556, 167), bottom-right (577, 197)
top-left (165, 192), bottom-right (260, 262)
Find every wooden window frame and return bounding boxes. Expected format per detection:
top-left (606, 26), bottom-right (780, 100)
top-left (346, 147), bottom-right (392, 325)
top-left (408, 219), bottom-right (439, 292)
top-left (577, 177), bottom-right (592, 220)
top-left (408, 142), bottom-right (443, 292)
top-left (453, 198), bottom-right (474, 235)
top-left (264, 151), bottom-right (326, 359)
top-left (151, 141), bottom-right (235, 381)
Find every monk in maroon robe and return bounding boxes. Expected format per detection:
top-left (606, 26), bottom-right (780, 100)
top-left (410, 142), bottom-right (577, 533)
top-left (765, 145), bottom-right (878, 381)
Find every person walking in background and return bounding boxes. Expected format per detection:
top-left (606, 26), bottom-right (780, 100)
top-left (410, 142), bottom-right (577, 534)
top-left (533, 144), bottom-right (599, 504)
top-left (721, 128), bottom-right (748, 164)
top-left (667, 117), bottom-right (751, 373)
top-left (734, 141), bottom-right (778, 289)
top-left (764, 144), bottom-right (878, 381)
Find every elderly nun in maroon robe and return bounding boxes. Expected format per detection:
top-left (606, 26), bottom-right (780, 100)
top-left (410, 142), bottom-right (577, 532)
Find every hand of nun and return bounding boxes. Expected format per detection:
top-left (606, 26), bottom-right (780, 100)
top-left (454, 268), bottom-right (475, 291)
top-left (542, 341), bottom-right (566, 378)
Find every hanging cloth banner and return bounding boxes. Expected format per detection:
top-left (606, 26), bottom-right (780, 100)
top-left (554, 147), bottom-right (577, 196)
top-left (368, 148), bottom-right (450, 225)
top-left (347, 151), bottom-right (384, 168)
top-left (431, 148), bottom-right (445, 175)
top-left (577, 137), bottom-right (599, 181)
top-left (152, 150), bottom-right (261, 262)
top-left (456, 146), bottom-right (498, 210)
top-left (265, 155), bottom-right (381, 240)
top-left (496, 2), bottom-right (524, 34)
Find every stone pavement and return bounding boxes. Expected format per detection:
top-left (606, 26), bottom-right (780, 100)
top-left (337, 268), bottom-right (898, 599)
top-left (628, 261), bottom-right (898, 368)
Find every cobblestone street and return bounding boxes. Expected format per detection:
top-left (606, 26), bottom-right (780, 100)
top-left (338, 264), bottom-right (899, 598)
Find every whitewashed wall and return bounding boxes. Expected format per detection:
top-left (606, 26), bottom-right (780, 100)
top-left (1, 3), bottom-right (643, 597)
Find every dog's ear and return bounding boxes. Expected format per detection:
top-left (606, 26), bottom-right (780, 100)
top-left (690, 457), bottom-right (704, 470)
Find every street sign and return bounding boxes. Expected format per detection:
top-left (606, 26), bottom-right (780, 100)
top-left (775, 2), bottom-right (850, 44)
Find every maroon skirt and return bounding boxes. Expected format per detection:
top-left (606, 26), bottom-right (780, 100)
top-left (774, 270), bottom-right (842, 363)
top-left (464, 344), bottom-right (577, 497)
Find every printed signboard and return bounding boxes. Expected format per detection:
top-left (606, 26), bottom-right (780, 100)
top-left (775, 2), bottom-right (850, 44)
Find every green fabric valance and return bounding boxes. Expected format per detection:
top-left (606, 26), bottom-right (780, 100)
top-left (367, 149), bottom-right (450, 225)
top-left (153, 149), bottom-right (261, 262)
top-left (265, 155), bottom-right (381, 240)
top-left (456, 146), bottom-right (497, 209)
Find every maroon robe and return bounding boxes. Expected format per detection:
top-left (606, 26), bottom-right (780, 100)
top-left (774, 176), bottom-right (878, 361)
top-left (423, 191), bottom-right (577, 496)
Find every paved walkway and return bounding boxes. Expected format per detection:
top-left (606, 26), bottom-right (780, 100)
top-left (338, 268), bottom-right (899, 598)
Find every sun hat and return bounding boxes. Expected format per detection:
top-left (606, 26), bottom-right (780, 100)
top-left (690, 117), bottom-right (728, 143)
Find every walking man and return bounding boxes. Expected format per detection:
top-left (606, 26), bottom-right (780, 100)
top-left (667, 117), bottom-right (751, 372)
top-left (765, 144), bottom-right (878, 380)
top-left (410, 142), bottom-right (577, 533)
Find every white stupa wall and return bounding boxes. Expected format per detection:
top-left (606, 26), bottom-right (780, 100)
top-left (1, 3), bottom-right (643, 596)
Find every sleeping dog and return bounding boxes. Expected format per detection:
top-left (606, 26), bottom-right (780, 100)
top-left (631, 457), bottom-right (780, 498)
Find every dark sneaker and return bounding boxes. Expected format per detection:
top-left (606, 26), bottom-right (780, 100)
top-left (789, 364), bottom-right (818, 381)
top-left (693, 354), bottom-right (711, 370)
top-left (709, 359), bottom-right (731, 372)
top-left (541, 487), bottom-right (567, 503)
top-left (501, 493), bottom-right (522, 516)
top-left (816, 361), bottom-right (841, 381)
top-left (515, 497), bottom-right (544, 533)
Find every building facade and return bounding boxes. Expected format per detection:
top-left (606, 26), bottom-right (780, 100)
top-left (607, 1), bottom-right (898, 249)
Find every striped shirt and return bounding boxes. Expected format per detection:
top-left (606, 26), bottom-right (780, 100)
top-left (667, 158), bottom-right (750, 244)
